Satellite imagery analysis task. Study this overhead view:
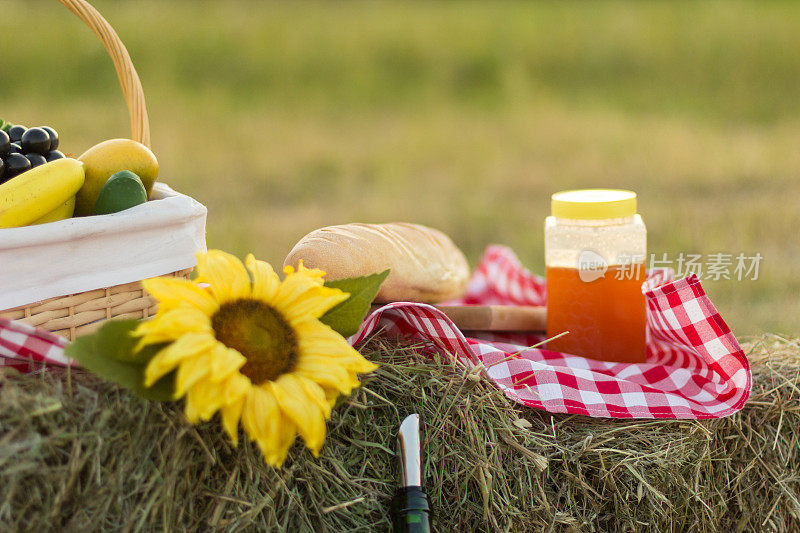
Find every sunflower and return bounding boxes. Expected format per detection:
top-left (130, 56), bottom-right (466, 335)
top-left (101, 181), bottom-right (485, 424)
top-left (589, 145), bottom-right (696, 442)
top-left (134, 250), bottom-right (378, 467)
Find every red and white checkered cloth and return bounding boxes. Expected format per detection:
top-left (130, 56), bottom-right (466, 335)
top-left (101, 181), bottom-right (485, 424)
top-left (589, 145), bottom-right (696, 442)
top-left (350, 245), bottom-right (750, 419)
top-left (0, 317), bottom-right (71, 372)
top-left (1, 245), bottom-right (750, 419)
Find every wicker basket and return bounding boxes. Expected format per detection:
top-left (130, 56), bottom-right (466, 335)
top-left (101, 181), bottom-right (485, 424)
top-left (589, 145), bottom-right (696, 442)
top-left (0, 0), bottom-right (197, 340)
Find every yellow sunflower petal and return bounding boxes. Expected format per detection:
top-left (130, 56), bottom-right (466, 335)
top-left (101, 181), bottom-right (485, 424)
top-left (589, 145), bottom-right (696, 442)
top-left (280, 285), bottom-right (350, 323)
top-left (270, 374), bottom-right (327, 456)
top-left (135, 307), bottom-right (212, 349)
top-left (270, 412), bottom-right (298, 467)
top-left (179, 345), bottom-right (248, 419)
top-left (242, 386), bottom-right (297, 467)
top-left (184, 394), bottom-right (201, 424)
top-left (294, 356), bottom-right (360, 395)
top-left (283, 260), bottom-right (327, 281)
top-left (144, 333), bottom-right (216, 387)
top-left (242, 387), bottom-right (276, 449)
top-left (295, 319), bottom-right (379, 374)
top-left (222, 372), bottom-right (251, 405)
top-left (292, 318), bottom-right (355, 348)
top-left (271, 263), bottom-right (326, 310)
top-left (184, 377), bottom-right (227, 421)
top-left (183, 368), bottom-right (250, 439)
top-left (297, 374), bottom-right (332, 418)
top-left (174, 352), bottom-right (213, 398)
top-left (246, 254), bottom-right (281, 303)
top-left (221, 397), bottom-right (244, 446)
top-left (195, 250), bottom-right (252, 304)
top-left (298, 336), bottom-right (377, 369)
top-left (322, 386), bottom-right (341, 408)
top-left (253, 412), bottom-right (297, 468)
top-left (141, 277), bottom-right (219, 315)
top-left (348, 356), bottom-right (380, 375)
top-left (206, 343), bottom-right (247, 383)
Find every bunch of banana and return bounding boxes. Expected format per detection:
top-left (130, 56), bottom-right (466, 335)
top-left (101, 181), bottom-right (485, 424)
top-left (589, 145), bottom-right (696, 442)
top-left (0, 158), bottom-right (85, 228)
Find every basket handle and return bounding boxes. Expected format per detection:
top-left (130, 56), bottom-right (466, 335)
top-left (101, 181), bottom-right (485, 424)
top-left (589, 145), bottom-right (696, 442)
top-left (58, 0), bottom-right (151, 148)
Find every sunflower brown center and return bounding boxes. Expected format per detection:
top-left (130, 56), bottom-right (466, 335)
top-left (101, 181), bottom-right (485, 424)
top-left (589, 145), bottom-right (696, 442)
top-left (211, 299), bottom-right (298, 384)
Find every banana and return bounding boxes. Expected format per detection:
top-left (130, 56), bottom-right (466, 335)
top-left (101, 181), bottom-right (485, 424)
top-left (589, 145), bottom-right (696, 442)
top-left (29, 196), bottom-right (76, 225)
top-left (0, 158), bottom-right (85, 228)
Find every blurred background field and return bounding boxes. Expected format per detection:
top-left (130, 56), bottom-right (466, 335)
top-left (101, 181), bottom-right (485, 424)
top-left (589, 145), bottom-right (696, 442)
top-left (2, 0), bottom-right (799, 335)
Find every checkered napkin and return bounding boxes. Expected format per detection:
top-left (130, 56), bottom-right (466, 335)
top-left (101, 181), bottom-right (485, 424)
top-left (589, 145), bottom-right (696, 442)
top-left (1, 245), bottom-right (750, 419)
top-left (0, 317), bottom-right (71, 372)
top-left (350, 245), bottom-right (750, 419)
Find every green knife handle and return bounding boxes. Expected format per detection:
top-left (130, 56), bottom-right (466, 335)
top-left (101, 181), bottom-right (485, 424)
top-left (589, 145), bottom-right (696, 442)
top-left (391, 486), bottom-right (431, 533)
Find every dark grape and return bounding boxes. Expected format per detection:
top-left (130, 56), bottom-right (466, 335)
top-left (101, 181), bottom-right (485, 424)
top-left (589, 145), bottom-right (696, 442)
top-left (7, 125), bottom-right (26, 143)
top-left (4, 153), bottom-right (31, 178)
top-left (0, 130), bottom-right (10, 157)
top-left (21, 127), bottom-right (51, 154)
top-left (0, 157), bottom-right (5, 183)
top-left (25, 153), bottom-right (47, 168)
top-left (41, 126), bottom-right (59, 151)
top-left (46, 150), bottom-right (65, 161)
top-left (9, 143), bottom-right (22, 154)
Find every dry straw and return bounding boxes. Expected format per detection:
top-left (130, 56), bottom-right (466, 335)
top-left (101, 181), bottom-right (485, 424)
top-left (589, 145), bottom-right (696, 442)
top-left (1, 335), bottom-right (798, 531)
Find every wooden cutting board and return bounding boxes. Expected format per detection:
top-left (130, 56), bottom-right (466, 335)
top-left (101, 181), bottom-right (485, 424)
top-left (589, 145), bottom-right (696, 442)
top-left (372, 304), bottom-right (546, 332)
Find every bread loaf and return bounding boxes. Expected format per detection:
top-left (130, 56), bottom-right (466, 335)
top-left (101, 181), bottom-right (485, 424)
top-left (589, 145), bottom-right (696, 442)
top-left (284, 223), bottom-right (470, 303)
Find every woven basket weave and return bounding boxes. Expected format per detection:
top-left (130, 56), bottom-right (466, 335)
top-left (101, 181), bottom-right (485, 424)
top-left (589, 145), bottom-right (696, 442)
top-left (0, 0), bottom-right (192, 340)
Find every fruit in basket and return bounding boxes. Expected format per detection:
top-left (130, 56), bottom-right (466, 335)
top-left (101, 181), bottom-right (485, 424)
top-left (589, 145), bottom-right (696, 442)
top-left (0, 158), bottom-right (85, 228)
top-left (41, 126), bottom-right (59, 151)
top-left (20, 127), bottom-right (52, 155)
top-left (93, 170), bottom-right (148, 215)
top-left (29, 196), bottom-right (76, 226)
top-left (0, 130), bottom-right (10, 157)
top-left (3, 153), bottom-right (31, 181)
top-left (25, 153), bottom-right (48, 169)
top-left (46, 150), bottom-right (66, 162)
top-left (1, 123), bottom-right (65, 183)
top-left (76, 139), bottom-right (159, 216)
top-left (7, 125), bottom-right (26, 143)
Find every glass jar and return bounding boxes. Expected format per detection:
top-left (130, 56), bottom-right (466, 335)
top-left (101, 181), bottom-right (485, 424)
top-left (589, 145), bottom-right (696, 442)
top-left (544, 189), bottom-right (647, 363)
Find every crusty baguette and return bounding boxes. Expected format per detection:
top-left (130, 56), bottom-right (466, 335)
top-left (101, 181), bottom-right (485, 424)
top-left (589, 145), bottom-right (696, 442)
top-left (284, 223), bottom-right (470, 303)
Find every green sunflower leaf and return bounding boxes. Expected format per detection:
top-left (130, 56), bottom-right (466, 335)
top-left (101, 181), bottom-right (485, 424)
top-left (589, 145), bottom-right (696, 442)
top-left (320, 269), bottom-right (390, 337)
top-left (64, 319), bottom-right (174, 402)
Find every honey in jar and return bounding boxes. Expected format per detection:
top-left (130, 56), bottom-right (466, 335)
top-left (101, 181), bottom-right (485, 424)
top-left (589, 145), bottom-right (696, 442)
top-left (544, 189), bottom-right (647, 363)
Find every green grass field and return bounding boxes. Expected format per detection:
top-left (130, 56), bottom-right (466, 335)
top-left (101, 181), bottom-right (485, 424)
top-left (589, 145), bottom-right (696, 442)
top-left (3, 0), bottom-right (799, 335)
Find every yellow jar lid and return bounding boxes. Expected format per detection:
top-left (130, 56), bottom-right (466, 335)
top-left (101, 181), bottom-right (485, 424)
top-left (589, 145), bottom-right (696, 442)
top-left (551, 189), bottom-right (637, 219)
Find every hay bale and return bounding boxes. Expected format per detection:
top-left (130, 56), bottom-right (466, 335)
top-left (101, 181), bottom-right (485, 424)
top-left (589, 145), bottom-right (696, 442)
top-left (1, 335), bottom-right (798, 531)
